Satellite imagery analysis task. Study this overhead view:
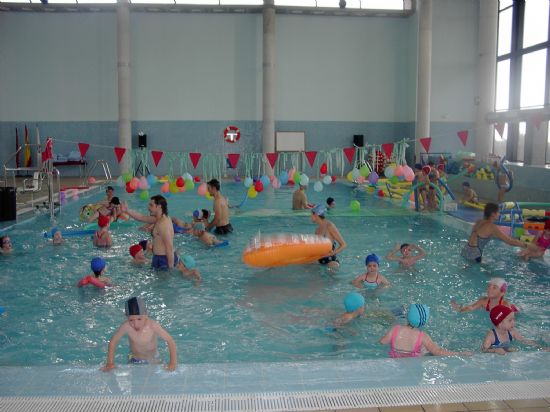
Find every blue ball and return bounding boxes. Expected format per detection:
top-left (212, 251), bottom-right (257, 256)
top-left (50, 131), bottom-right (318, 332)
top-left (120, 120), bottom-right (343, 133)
top-left (344, 292), bottom-right (365, 313)
top-left (279, 171), bottom-right (289, 185)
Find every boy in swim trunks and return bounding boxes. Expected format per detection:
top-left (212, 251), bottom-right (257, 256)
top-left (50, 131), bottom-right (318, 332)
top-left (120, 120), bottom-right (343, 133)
top-left (352, 254), bottom-right (390, 289)
top-left (205, 179), bottom-right (233, 235)
top-left (191, 222), bottom-right (226, 247)
top-left (386, 243), bottom-right (427, 268)
top-left (380, 304), bottom-right (472, 358)
top-left (518, 220), bottom-right (550, 261)
top-left (101, 297), bottom-right (177, 371)
top-left (482, 305), bottom-right (547, 355)
top-left (93, 215), bottom-right (112, 248)
top-left (450, 277), bottom-right (518, 313)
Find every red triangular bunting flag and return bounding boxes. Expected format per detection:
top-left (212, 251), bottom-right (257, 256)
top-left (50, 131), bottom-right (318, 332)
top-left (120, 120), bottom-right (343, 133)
top-left (305, 151), bottom-right (317, 168)
top-left (457, 130), bottom-right (469, 147)
top-left (532, 113), bottom-right (543, 130)
top-left (42, 137), bottom-right (53, 162)
top-left (381, 143), bottom-right (394, 160)
top-left (343, 147), bottom-right (356, 165)
top-left (227, 153), bottom-right (240, 169)
top-left (265, 152), bottom-right (278, 169)
top-left (495, 123), bottom-right (505, 137)
top-left (151, 150), bottom-right (164, 167)
top-left (78, 142), bottom-right (89, 159)
top-left (114, 147), bottom-right (126, 163)
top-left (189, 152), bottom-right (202, 169)
top-left (419, 137), bottom-right (431, 153)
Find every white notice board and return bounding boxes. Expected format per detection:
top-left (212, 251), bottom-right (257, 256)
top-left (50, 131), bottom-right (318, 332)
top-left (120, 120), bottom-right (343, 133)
top-left (276, 131), bottom-right (305, 152)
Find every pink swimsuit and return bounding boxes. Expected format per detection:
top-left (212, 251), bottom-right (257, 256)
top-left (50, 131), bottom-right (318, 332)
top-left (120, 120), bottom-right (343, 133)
top-left (388, 325), bottom-right (424, 358)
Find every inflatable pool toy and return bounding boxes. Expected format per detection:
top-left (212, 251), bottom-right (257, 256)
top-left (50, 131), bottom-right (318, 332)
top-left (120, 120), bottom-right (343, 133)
top-left (43, 228), bottom-right (96, 238)
top-left (80, 203), bottom-right (102, 221)
top-left (84, 219), bottom-right (132, 230)
top-left (242, 233), bottom-right (333, 267)
top-left (173, 222), bottom-right (190, 234)
top-left (463, 201), bottom-right (485, 210)
top-left (214, 240), bottom-right (229, 248)
top-left (495, 156), bottom-right (513, 193)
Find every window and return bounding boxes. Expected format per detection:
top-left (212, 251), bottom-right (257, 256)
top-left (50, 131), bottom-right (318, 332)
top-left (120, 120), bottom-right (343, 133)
top-left (495, 0), bottom-right (550, 164)
top-left (547, 122), bottom-right (550, 164)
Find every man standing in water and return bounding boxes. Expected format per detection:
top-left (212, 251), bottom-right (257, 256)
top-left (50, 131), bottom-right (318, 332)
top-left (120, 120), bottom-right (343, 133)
top-left (205, 178), bottom-right (233, 235)
top-left (122, 195), bottom-right (176, 269)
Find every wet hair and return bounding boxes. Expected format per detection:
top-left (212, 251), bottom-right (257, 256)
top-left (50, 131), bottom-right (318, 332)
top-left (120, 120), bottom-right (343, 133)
top-left (110, 197), bottom-right (120, 205)
top-left (462, 181), bottom-right (470, 187)
top-left (106, 186), bottom-right (114, 192)
top-left (400, 243), bottom-right (410, 250)
top-left (483, 202), bottom-right (499, 219)
top-left (0, 235), bottom-right (10, 249)
top-left (150, 195), bottom-right (168, 215)
top-left (207, 178), bottom-right (220, 191)
top-left (414, 163), bottom-right (422, 171)
top-left (428, 161), bottom-right (435, 166)
top-left (326, 197), bottom-right (335, 206)
top-left (201, 209), bottom-right (210, 220)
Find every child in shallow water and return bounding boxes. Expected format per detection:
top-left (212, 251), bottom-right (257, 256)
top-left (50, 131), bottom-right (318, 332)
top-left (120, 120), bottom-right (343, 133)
top-left (379, 304), bottom-right (472, 358)
top-left (518, 220), bottom-right (550, 261)
top-left (450, 277), bottom-right (518, 314)
top-left (351, 254), bottom-right (390, 289)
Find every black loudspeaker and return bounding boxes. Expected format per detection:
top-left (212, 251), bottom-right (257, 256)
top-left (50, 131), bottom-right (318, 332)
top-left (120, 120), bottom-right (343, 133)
top-left (0, 187), bottom-right (17, 221)
top-left (353, 134), bottom-right (364, 147)
top-left (138, 134), bottom-right (147, 148)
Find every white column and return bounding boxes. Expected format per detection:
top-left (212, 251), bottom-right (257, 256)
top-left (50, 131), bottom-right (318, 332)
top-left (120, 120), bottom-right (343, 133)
top-left (262, 0), bottom-right (276, 166)
top-left (415, 0), bottom-right (432, 161)
top-left (475, 0), bottom-right (498, 160)
top-left (117, 0), bottom-right (132, 174)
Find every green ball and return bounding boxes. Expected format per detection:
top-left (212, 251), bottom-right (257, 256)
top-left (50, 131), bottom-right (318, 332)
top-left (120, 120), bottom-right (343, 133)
top-left (139, 190), bottom-right (149, 201)
top-left (293, 171), bottom-right (301, 183)
top-left (350, 200), bottom-right (361, 211)
top-left (390, 176), bottom-right (399, 184)
top-left (185, 179), bottom-right (194, 191)
top-left (122, 172), bottom-right (133, 183)
top-left (360, 164), bottom-right (370, 177)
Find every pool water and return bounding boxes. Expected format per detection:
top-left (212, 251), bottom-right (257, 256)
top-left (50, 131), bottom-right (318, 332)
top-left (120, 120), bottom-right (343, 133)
top-left (0, 182), bottom-right (548, 367)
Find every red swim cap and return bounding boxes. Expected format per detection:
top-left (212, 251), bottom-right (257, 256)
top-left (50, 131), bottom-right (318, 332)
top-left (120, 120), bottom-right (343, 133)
top-left (490, 305), bottom-right (513, 326)
top-left (129, 244), bottom-right (142, 258)
top-left (98, 215), bottom-right (110, 228)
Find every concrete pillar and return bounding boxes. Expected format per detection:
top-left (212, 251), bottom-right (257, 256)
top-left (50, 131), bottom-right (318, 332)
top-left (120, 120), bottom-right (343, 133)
top-left (262, 0), bottom-right (276, 162)
top-left (525, 121), bottom-right (549, 166)
top-left (415, 0), bottom-right (432, 162)
top-left (117, 0), bottom-right (132, 174)
top-left (475, 0), bottom-right (498, 160)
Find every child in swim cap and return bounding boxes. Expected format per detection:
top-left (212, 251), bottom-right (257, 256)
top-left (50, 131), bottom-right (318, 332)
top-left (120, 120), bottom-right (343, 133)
top-left (101, 296), bottom-right (178, 372)
top-left (93, 215), bottom-right (112, 248)
top-left (176, 255), bottom-right (201, 281)
top-left (352, 254), bottom-right (390, 290)
top-left (334, 292), bottom-right (366, 327)
top-left (129, 244), bottom-right (147, 264)
top-left (386, 242), bottom-right (427, 268)
top-left (450, 277), bottom-right (518, 314)
top-left (380, 304), bottom-right (472, 358)
top-left (518, 219), bottom-right (550, 261)
top-left (482, 305), bottom-right (547, 355)
top-left (77, 257), bottom-right (111, 288)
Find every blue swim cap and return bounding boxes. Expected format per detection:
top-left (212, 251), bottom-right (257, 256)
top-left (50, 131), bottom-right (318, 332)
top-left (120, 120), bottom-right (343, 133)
top-left (365, 254), bottom-right (380, 265)
top-left (407, 304), bottom-right (430, 328)
top-left (91, 257), bottom-right (106, 273)
top-left (344, 292), bottom-right (365, 313)
top-left (311, 204), bottom-right (326, 217)
top-left (193, 209), bottom-right (203, 219)
top-left (183, 255), bottom-right (196, 269)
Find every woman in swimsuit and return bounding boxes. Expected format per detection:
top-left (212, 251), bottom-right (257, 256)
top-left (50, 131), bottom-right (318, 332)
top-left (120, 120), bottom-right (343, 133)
top-left (310, 204), bottom-right (346, 269)
top-left (461, 203), bottom-right (528, 263)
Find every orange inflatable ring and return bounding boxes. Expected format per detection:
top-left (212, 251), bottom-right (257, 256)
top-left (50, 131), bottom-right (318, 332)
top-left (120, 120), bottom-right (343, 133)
top-left (242, 233), bottom-right (333, 268)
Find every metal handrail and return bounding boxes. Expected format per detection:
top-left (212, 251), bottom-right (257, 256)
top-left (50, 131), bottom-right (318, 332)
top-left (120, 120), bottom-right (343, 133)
top-left (83, 159), bottom-right (112, 185)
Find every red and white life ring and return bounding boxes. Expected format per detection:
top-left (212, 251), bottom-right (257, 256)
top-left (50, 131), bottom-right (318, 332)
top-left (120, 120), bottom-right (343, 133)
top-left (224, 125), bottom-right (240, 143)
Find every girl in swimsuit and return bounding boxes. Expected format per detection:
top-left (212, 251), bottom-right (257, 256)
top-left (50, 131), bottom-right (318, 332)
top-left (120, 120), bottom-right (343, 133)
top-left (482, 305), bottom-right (546, 355)
top-left (450, 277), bottom-right (519, 314)
top-left (518, 220), bottom-right (550, 261)
top-left (351, 254), bottom-right (390, 290)
top-left (461, 203), bottom-right (528, 263)
top-left (93, 215), bottom-right (112, 248)
top-left (380, 304), bottom-right (471, 358)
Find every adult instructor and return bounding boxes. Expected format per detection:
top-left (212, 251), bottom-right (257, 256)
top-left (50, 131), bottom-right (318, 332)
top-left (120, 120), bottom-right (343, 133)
top-left (122, 195), bottom-right (176, 270)
top-left (205, 178), bottom-right (233, 235)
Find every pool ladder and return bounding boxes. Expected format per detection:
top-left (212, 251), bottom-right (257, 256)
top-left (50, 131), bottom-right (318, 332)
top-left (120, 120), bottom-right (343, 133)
top-left (83, 160), bottom-right (112, 185)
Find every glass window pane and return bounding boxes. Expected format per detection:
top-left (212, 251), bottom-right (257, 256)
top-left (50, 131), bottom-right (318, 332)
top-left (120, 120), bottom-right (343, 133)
top-left (78, 0), bottom-right (115, 3)
top-left (221, 0), bottom-right (262, 4)
top-left (498, 7), bottom-right (512, 56)
top-left (493, 123), bottom-right (508, 158)
top-left (523, 0), bottom-right (549, 48)
top-left (520, 49), bottom-right (547, 109)
top-left (316, 0), bottom-right (360, 8)
top-left (174, 0), bottom-right (218, 4)
top-left (547, 121), bottom-right (550, 164)
top-left (360, 0), bottom-right (402, 9)
top-left (496, 59), bottom-right (510, 111)
top-left (499, 0), bottom-right (513, 10)
top-left (516, 122), bottom-right (526, 162)
top-left (275, 0), bottom-right (316, 6)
